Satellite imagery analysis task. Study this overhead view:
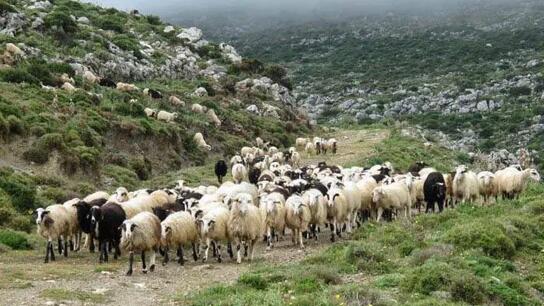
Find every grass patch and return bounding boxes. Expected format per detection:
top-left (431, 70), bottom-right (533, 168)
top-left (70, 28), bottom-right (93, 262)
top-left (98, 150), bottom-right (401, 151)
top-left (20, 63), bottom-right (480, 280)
top-left (40, 288), bottom-right (108, 304)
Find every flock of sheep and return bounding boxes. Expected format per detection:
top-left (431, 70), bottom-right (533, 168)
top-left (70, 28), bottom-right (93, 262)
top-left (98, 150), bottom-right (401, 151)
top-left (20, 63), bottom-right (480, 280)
top-left (33, 136), bottom-right (540, 276)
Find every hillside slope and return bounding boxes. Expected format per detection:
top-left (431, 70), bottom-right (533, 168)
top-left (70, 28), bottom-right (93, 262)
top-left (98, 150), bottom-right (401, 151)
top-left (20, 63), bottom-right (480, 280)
top-left (0, 0), bottom-right (309, 231)
top-left (211, 0), bottom-right (544, 170)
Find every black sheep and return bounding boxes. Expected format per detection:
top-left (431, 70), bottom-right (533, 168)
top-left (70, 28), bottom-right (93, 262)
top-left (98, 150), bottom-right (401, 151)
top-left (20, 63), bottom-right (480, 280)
top-left (408, 161), bottom-right (429, 175)
top-left (98, 78), bottom-right (116, 88)
top-left (332, 142), bottom-right (337, 154)
top-left (214, 160), bottom-right (228, 184)
top-left (147, 88), bottom-right (163, 99)
top-left (74, 198), bottom-right (107, 252)
top-left (423, 172), bottom-right (446, 213)
top-left (248, 168), bottom-right (261, 185)
top-left (91, 203), bottom-right (126, 263)
top-left (309, 180), bottom-right (328, 196)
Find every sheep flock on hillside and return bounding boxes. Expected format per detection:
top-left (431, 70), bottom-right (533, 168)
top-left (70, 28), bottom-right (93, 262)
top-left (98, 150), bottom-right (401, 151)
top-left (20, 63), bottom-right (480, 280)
top-left (34, 136), bottom-right (540, 276)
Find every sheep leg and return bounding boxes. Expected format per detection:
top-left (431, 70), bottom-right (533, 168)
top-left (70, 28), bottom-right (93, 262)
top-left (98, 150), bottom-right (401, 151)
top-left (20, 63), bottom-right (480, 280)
top-left (211, 241), bottom-right (217, 258)
top-left (330, 223), bottom-right (336, 242)
top-left (141, 251), bottom-right (147, 274)
top-left (89, 233), bottom-right (95, 253)
top-left (127, 251), bottom-right (134, 276)
top-left (216, 244), bottom-right (222, 263)
top-left (99, 240), bottom-right (104, 263)
top-left (114, 240), bottom-right (121, 260)
top-left (149, 249), bottom-right (156, 272)
top-left (249, 240), bottom-right (256, 261)
top-left (438, 200), bottom-right (444, 212)
top-left (236, 243), bottom-right (242, 264)
top-left (192, 243), bottom-right (198, 261)
top-left (177, 246), bottom-right (185, 265)
top-left (202, 238), bottom-right (210, 262)
top-left (227, 242), bottom-right (234, 259)
top-left (243, 242), bottom-right (248, 257)
top-left (377, 207), bottom-right (384, 222)
top-left (346, 214), bottom-right (353, 233)
top-left (336, 224), bottom-right (342, 238)
top-left (68, 237), bottom-right (74, 252)
top-left (162, 246), bottom-right (170, 266)
top-left (266, 226), bottom-right (272, 250)
top-left (58, 238), bottom-right (63, 255)
top-left (299, 230), bottom-right (305, 249)
top-left (44, 239), bottom-right (52, 263)
top-left (63, 237), bottom-right (68, 257)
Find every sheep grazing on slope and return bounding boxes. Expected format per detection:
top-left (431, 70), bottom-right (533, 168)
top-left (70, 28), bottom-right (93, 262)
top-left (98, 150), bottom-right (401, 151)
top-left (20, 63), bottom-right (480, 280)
top-left (207, 109), bottom-right (221, 127)
top-left (157, 110), bottom-right (177, 123)
top-left (228, 193), bottom-right (265, 263)
top-left (194, 132), bottom-right (212, 151)
top-left (59, 73), bottom-right (74, 84)
top-left (120, 212), bottom-right (161, 275)
top-left (423, 172), bottom-right (446, 213)
top-left (372, 181), bottom-right (412, 222)
top-left (61, 82), bottom-right (76, 92)
top-left (452, 165), bottom-right (479, 204)
top-left (255, 137), bottom-right (264, 148)
top-left (477, 171), bottom-right (498, 204)
top-left (328, 138), bottom-right (338, 154)
top-left (195, 206), bottom-right (232, 262)
top-left (495, 167), bottom-right (540, 199)
top-left (144, 107), bottom-right (157, 118)
top-left (160, 211), bottom-right (199, 265)
top-left (285, 195), bottom-right (312, 248)
top-left (143, 88), bottom-right (163, 99)
top-left (98, 78), bottom-right (116, 88)
top-left (91, 202), bottom-right (126, 263)
top-left (169, 95), bottom-right (185, 107)
top-left (83, 70), bottom-right (98, 84)
top-left (191, 103), bottom-right (207, 113)
top-left (5, 43), bottom-right (24, 56)
top-left (232, 163), bottom-right (248, 184)
top-left (305, 142), bottom-right (316, 157)
top-left (259, 192), bottom-right (287, 250)
top-left (116, 82), bottom-right (139, 92)
top-left (214, 160), bottom-right (228, 183)
top-left (296, 137), bottom-right (309, 150)
top-left (36, 205), bottom-right (71, 262)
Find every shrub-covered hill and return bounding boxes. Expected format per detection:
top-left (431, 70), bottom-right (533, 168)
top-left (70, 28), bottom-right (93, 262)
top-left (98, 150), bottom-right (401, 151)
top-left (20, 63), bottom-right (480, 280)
top-left (212, 0), bottom-right (544, 169)
top-left (0, 0), bottom-right (310, 230)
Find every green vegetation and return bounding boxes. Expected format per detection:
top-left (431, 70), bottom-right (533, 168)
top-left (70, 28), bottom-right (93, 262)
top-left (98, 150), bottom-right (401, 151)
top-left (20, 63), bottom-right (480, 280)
top-left (184, 184), bottom-right (544, 305)
top-left (40, 288), bottom-right (108, 304)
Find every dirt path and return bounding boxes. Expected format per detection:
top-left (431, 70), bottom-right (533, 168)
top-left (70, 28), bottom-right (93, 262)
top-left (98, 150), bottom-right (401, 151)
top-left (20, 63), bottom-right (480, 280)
top-left (0, 128), bottom-right (389, 305)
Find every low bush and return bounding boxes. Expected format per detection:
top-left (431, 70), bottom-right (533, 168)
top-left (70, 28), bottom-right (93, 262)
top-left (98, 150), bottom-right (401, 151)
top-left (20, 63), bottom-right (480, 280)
top-left (0, 229), bottom-right (32, 250)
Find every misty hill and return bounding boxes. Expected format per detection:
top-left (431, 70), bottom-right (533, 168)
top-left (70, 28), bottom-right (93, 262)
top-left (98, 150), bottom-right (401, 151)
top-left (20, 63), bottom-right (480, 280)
top-left (0, 0), bottom-right (307, 230)
top-left (185, 0), bottom-right (544, 170)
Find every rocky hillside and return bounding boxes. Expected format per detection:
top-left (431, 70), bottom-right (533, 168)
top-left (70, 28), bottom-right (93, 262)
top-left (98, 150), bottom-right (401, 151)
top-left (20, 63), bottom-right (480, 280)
top-left (0, 0), bottom-right (308, 231)
top-left (207, 0), bottom-right (544, 170)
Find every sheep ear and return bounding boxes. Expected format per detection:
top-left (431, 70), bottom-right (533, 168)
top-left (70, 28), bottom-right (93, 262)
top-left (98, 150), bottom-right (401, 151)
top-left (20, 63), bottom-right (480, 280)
top-left (194, 210), bottom-right (204, 219)
top-left (208, 220), bottom-right (215, 228)
top-left (165, 226), bottom-right (171, 232)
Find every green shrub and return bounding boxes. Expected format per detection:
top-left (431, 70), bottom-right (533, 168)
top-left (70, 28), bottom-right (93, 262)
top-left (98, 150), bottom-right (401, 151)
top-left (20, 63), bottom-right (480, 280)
top-left (402, 260), bottom-right (455, 294)
top-left (6, 115), bottom-right (24, 134)
top-left (238, 273), bottom-right (268, 290)
top-left (146, 15), bottom-right (162, 25)
top-left (444, 221), bottom-right (516, 259)
top-left (0, 229), bottom-right (32, 250)
top-left (509, 86), bottom-right (531, 97)
top-left (8, 215), bottom-right (33, 233)
top-left (48, 62), bottom-right (75, 76)
top-left (111, 34), bottom-right (143, 58)
top-left (0, 1), bottom-right (17, 13)
top-left (129, 157), bottom-right (152, 180)
top-left (44, 10), bottom-right (79, 34)
top-left (0, 68), bottom-right (38, 84)
top-left (96, 16), bottom-right (124, 33)
top-left (345, 241), bottom-right (391, 273)
top-left (0, 169), bottom-right (39, 212)
top-left (450, 274), bottom-right (487, 304)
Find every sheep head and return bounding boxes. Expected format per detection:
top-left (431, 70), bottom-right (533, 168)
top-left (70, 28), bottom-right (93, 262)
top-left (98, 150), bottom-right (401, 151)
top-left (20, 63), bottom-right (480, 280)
top-left (372, 188), bottom-right (385, 204)
top-left (121, 221), bottom-right (138, 240)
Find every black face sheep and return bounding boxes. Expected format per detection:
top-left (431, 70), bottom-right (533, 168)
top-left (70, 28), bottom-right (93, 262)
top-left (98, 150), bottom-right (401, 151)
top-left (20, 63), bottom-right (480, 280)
top-left (91, 202), bottom-right (126, 263)
top-left (214, 160), bottom-right (228, 183)
top-left (452, 165), bottom-right (479, 204)
top-left (423, 172), bottom-right (446, 213)
top-left (372, 181), bottom-right (412, 222)
top-left (495, 167), bottom-right (540, 199)
top-left (195, 206), bottom-right (231, 262)
top-left (248, 167), bottom-right (261, 185)
top-left (143, 88), bottom-right (163, 99)
top-left (36, 205), bottom-right (71, 263)
top-left (408, 161), bottom-right (429, 175)
top-left (160, 211), bottom-right (199, 265)
top-left (120, 212), bottom-right (161, 275)
top-left (75, 197), bottom-right (108, 252)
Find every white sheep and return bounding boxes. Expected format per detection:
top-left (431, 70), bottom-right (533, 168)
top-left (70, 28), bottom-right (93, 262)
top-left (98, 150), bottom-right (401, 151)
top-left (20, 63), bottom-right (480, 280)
top-left (59, 73), bottom-right (74, 84)
top-left (372, 181), bottom-right (412, 222)
top-left (290, 151), bottom-right (301, 168)
top-left (36, 205), bottom-right (71, 262)
top-left (419, 167), bottom-right (437, 181)
top-left (355, 176), bottom-right (378, 218)
top-left (326, 187), bottom-right (350, 241)
top-left (169, 95), bottom-right (185, 107)
top-left (477, 171), bottom-right (498, 204)
top-left (144, 107), bottom-right (157, 118)
top-left (61, 82), bottom-right (76, 92)
top-left (259, 192), bottom-right (287, 250)
top-left (83, 70), bottom-right (98, 84)
top-left (342, 181), bottom-right (363, 231)
top-left (231, 163), bottom-right (248, 184)
top-left (285, 195), bottom-right (311, 249)
top-left (207, 109), bottom-right (221, 127)
top-left (296, 137), bottom-right (309, 149)
top-left (62, 198), bottom-right (82, 251)
top-left (495, 167), bottom-right (540, 199)
top-left (255, 137), bottom-right (264, 148)
top-left (305, 142), bottom-right (316, 157)
top-left (195, 206), bottom-right (231, 262)
top-left (160, 211), bottom-right (199, 265)
top-left (191, 103), bottom-right (207, 113)
top-left (110, 187), bottom-right (129, 203)
top-left (268, 146), bottom-right (279, 155)
top-left (193, 132), bottom-right (211, 151)
top-left (83, 191), bottom-right (110, 203)
top-left (120, 212), bottom-right (161, 275)
top-left (157, 110), bottom-right (177, 123)
top-left (5, 43), bottom-right (24, 56)
top-left (228, 193), bottom-right (265, 263)
top-left (302, 189), bottom-right (327, 239)
top-left (452, 165), bottom-right (479, 204)
top-left (116, 82), bottom-right (139, 92)
top-left (217, 181), bottom-right (258, 206)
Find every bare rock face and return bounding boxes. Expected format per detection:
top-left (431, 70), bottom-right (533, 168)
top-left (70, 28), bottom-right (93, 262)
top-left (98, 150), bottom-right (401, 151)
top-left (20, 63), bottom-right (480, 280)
top-left (0, 12), bottom-right (26, 37)
top-left (177, 27), bottom-right (203, 43)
